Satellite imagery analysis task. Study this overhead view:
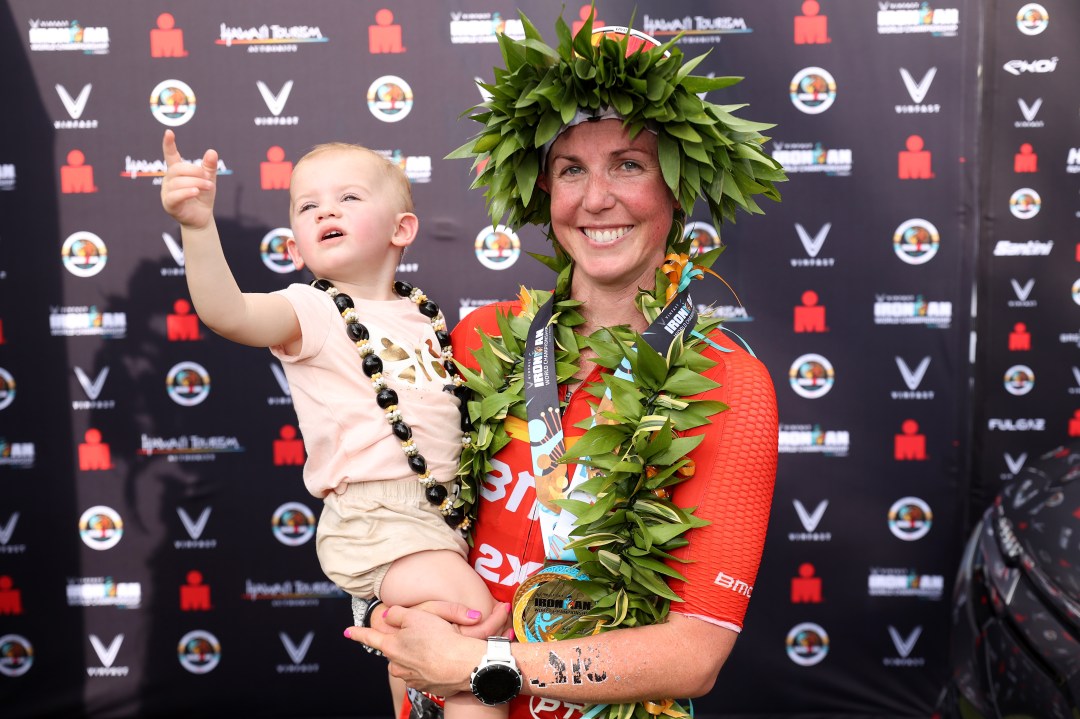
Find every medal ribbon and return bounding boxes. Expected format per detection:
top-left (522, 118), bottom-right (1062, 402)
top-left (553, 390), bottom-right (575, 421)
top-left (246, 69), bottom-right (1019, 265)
top-left (524, 286), bottom-right (698, 561)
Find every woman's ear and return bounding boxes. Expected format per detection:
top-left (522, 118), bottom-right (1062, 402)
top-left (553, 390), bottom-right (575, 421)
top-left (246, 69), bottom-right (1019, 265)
top-left (390, 212), bottom-right (419, 248)
top-left (536, 172), bottom-right (550, 195)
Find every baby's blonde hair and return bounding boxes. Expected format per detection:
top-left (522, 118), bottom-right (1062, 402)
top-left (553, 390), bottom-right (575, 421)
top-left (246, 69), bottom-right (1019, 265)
top-left (293, 142), bottom-right (414, 213)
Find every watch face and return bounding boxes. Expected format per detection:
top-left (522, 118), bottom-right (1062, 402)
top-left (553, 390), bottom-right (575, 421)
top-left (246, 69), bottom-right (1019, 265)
top-left (473, 664), bottom-right (522, 705)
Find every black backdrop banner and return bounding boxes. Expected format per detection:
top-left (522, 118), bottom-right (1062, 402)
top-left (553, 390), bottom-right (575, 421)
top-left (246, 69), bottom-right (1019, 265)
top-left (0, 1), bottom-right (1075, 717)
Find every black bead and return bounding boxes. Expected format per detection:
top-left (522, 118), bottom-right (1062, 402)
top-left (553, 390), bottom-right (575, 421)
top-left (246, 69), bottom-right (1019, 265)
top-left (445, 506), bottom-right (466, 527)
top-left (435, 330), bottom-right (451, 348)
top-left (393, 280), bottom-right (413, 297)
top-left (392, 421), bottom-right (412, 440)
top-left (461, 413), bottom-right (474, 432)
top-left (444, 361), bottom-right (458, 376)
top-left (425, 484), bottom-right (448, 505)
top-left (453, 385), bottom-right (470, 401)
top-left (362, 354), bottom-right (383, 376)
top-left (375, 389), bottom-right (398, 409)
top-left (408, 454), bottom-right (427, 474)
top-left (418, 300), bottom-right (440, 318)
top-left (311, 279), bottom-right (333, 292)
top-left (346, 322), bottom-right (369, 342)
top-left (334, 293), bottom-right (354, 312)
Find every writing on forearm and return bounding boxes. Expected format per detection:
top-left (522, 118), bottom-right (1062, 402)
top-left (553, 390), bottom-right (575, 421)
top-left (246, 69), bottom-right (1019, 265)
top-left (529, 648), bottom-right (608, 688)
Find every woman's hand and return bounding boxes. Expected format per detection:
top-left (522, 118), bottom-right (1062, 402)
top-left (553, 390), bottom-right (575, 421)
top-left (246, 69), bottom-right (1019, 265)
top-left (345, 603), bottom-right (511, 696)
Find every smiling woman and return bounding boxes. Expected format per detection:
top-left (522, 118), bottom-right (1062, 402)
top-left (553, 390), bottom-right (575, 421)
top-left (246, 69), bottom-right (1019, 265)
top-left (347, 13), bottom-right (787, 719)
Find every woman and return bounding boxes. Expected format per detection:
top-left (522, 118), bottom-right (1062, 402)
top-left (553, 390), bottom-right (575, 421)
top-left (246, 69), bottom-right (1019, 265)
top-left (348, 16), bottom-right (785, 719)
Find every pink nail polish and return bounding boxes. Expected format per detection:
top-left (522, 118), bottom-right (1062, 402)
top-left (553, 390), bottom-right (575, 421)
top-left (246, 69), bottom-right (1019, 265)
top-left (467, 609), bottom-right (482, 619)
top-left (382, 609), bottom-right (388, 618)
top-left (343, 629), bottom-right (352, 639)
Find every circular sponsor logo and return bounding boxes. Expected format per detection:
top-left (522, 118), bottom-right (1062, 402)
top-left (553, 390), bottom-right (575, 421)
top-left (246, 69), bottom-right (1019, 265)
top-left (590, 26), bottom-right (667, 56)
top-left (893, 219), bottom-right (940, 265)
top-left (789, 353), bottom-right (834, 399)
top-left (166, 362), bottom-right (211, 407)
top-left (260, 228), bottom-right (297, 274)
top-left (177, 630), bottom-right (221, 674)
top-left (272, 502), bottom-right (316, 546)
top-left (150, 79), bottom-right (196, 127)
top-left (79, 505), bottom-right (123, 550)
top-left (888, 496), bottom-right (933, 541)
top-left (1072, 279), bottom-right (1080, 306)
top-left (790, 67), bottom-right (836, 115)
top-left (1004, 365), bottom-right (1035, 396)
top-left (367, 75), bottom-right (413, 123)
top-left (786, 622), bottom-right (830, 666)
top-left (61, 231), bottom-right (108, 278)
top-left (1009, 188), bottom-right (1041, 219)
top-left (474, 225), bottom-right (521, 271)
top-left (1016, 3), bottom-right (1049, 35)
top-left (684, 221), bottom-right (722, 256)
top-left (0, 635), bottom-right (34, 677)
top-left (0, 367), bottom-right (15, 411)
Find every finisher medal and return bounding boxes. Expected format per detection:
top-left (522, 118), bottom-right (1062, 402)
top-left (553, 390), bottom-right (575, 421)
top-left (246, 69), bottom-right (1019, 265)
top-left (512, 565), bottom-right (595, 643)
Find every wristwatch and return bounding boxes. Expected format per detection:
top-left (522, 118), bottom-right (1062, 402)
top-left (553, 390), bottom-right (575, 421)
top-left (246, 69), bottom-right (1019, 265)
top-left (470, 636), bottom-right (522, 706)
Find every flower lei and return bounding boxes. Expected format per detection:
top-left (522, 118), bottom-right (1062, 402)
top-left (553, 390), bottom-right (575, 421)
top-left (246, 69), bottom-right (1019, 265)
top-left (450, 11), bottom-right (786, 719)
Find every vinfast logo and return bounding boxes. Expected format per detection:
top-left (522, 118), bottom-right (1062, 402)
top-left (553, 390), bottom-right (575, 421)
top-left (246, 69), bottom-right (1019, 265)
top-left (988, 418), bottom-right (1045, 431)
top-left (268, 363), bottom-right (292, 406)
top-left (885, 626), bottom-right (925, 666)
top-left (57, 81), bottom-right (90, 112)
top-left (1070, 367), bottom-right (1080, 396)
top-left (255, 80), bottom-right (298, 126)
top-left (1016, 98), bottom-right (1044, 128)
top-left (1003, 57), bottom-right (1058, 75)
top-left (161, 232), bottom-right (185, 276)
top-left (792, 223), bottom-right (835, 267)
top-left (1008, 279), bottom-right (1036, 308)
top-left (893, 356), bottom-right (933, 400)
top-left (0, 512), bottom-right (26, 554)
top-left (88, 634), bottom-right (129, 676)
top-left (896, 67), bottom-right (940, 113)
top-left (278, 631), bottom-right (319, 673)
top-left (1003, 452), bottom-right (1027, 478)
top-left (789, 500), bottom-right (831, 541)
top-left (73, 366), bottom-right (115, 410)
top-left (176, 507), bottom-right (217, 549)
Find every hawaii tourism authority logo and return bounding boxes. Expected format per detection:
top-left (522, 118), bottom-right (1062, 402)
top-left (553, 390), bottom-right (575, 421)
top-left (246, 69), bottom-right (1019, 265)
top-left (261, 228), bottom-right (297, 273)
top-left (790, 67), bottom-right (836, 115)
top-left (79, 505), bottom-right (123, 550)
top-left (272, 502), bottom-right (316, 546)
top-left (786, 622), bottom-right (829, 666)
top-left (789, 354), bottom-right (835, 399)
top-left (177, 630), bottom-right (221, 674)
top-left (893, 219), bottom-right (939, 265)
top-left (887, 496), bottom-right (932, 541)
top-left (166, 361), bottom-right (211, 407)
top-left (0, 634), bottom-right (34, 677)
top-left (474, 225), bottom-right (521, 271)
top-left (150, 79), bottom-right (196, 127)
top-left (1016, 3), bottom-right (1049, 35)
top-left (1004, 364), bottom-right (1035, 396)
top-left (367, 76), bottom-right (413, 123)
top-left (61, 231), bottom-right (108, 278)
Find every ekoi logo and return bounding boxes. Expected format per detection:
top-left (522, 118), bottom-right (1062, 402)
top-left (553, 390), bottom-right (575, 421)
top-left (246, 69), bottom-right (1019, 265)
top-left (177, 630), bottom-right (221, 674)
top-left (272, 502), bottom-right (316, 546)
top-left (261, 228), bottom-right (297, 273)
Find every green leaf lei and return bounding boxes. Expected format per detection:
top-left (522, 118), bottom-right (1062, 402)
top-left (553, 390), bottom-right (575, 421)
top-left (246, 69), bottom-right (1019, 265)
top-left (449, 11), bottom-right (785, 719)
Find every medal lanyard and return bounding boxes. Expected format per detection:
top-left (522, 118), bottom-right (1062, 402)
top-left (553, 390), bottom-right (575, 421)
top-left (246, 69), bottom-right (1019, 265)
top-left (524, 289), bottom-right (698, 561)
